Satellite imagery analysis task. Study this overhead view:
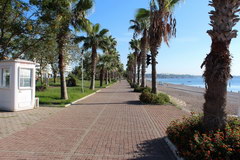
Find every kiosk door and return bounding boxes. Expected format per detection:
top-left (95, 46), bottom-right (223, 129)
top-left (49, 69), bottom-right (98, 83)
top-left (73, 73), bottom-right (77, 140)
top-left (18, 68), bottom-right (33, 109)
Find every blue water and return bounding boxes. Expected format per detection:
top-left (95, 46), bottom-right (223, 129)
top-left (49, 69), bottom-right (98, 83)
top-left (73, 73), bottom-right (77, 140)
top-left (156, 77), bottom-right (240, 93)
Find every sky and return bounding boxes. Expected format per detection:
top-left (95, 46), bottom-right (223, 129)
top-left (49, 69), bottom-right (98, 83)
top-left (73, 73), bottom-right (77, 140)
top-left (87, 0), bottom-right (240, 76)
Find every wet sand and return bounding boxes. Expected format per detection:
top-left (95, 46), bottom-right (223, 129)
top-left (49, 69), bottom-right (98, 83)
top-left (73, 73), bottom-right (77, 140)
top-left (147, 81), bottom-right (240, 115)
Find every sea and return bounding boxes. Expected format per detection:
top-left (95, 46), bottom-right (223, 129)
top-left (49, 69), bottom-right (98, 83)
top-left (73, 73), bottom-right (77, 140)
top-left (155, 76), bottom-right (240, 93)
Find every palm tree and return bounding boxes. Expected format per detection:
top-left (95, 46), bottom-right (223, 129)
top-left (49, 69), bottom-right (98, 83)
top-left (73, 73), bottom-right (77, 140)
top-left (129, 39), bottom-right (140, 85)
top-left (101, 36), bottom-right (119, 84)
top-left (97, 54), bottom-right (108, 87)
top-left (201, 0), bottom-right (240, 131)
top-left (149, 0), bottom-right (181, 94)
top-left (129, 8), bottom-right (150, 87)
top-left (32, 0), bottom-right (93, 99)
top-left (75, 23), bottom-right (109, 90)
top-left (126, 53), bottom-right (135, 86)
top-left (109, 53), bottom-right (121, 83)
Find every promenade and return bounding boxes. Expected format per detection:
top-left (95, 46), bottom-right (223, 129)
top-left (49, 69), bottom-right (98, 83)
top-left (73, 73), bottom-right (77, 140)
top-left (0, 80), bottom-right (187, 160)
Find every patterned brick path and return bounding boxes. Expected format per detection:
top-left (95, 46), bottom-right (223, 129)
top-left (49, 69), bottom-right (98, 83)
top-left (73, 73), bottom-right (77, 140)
top-left (0, 107), bottom-right (63, 139)
top-left (0, 80), bottom-right (188, 160)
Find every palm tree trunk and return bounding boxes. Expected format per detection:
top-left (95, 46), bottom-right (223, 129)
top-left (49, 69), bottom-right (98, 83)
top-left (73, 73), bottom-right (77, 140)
top-left (90, 45), bottom-right (97, 90)
top-left (141, 30), bottom-right (147, 87)
top-left (100, 67), bottom-right (104, 87)
top-left (53, 73), bottom-right (57, 84)
top-left (203, 41), bottom-right (230, 131)
top-left (106, 71), bottom-right (109, 85)
top-left (202, 0), bottom-right (240, 131)
top-left (51, 64), bottom-right (57, 84)
top-left (137, 55), bottom-right (141, 85)
top-left (109, 72), bottom-right (112, 83)
top-left (151, 49), bottom-right (157, 94)
top-left (39, 65), bottom-right (43, 85)
top-left (133, 52), bottom-right (137, 85)
top-left (57, 29), bottom-right (68, 100)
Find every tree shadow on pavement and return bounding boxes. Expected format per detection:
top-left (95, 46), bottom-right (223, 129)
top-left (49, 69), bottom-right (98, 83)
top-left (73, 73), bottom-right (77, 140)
top-left (126, 100), bottom-right (142, 105)
top-left (129, 137), bottom-right (176, 160)
top-left (72, 101), bottom-right (142, 106)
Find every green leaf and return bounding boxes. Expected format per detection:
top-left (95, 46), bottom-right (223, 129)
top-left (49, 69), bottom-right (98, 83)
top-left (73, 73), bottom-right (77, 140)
top-left (99, 29), bottom-right (109, 37)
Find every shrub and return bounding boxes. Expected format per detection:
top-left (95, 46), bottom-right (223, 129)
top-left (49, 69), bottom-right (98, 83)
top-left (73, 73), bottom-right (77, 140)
top-left (166, 115), bottom-right (240, 160)
top-left (139, 89), bottom-right (153, 103)
top-left (112, 79), bottom-right (117, 83)
top-left (158, 92), bottom-right (170, 103)
top-left (134, 85), bottom-right (151, 93)
top-left (131, 83), bottom-right (137, 88)
top-left (139, 89), bottom-right (171, 105)
top-left (67, 74), bottom-right (77, 87)
top-left (36, 84), bottom-right (47, 92)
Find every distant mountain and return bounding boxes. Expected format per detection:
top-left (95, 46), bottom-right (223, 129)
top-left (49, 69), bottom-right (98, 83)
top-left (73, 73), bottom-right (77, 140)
top-left (146, 74), bottom-right (240, 79)
top-left (145, 74), bottom-right (199, 79)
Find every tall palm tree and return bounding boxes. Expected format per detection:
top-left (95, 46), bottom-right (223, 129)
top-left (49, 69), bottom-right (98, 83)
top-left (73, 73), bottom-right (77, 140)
top-left (126, 53), bottom-right (135, 86)
top-left (101, 36), bottom-right (118, 84)
top-left (110, 53), bottom-right (121, 82)
top-left (129, 39), bottom-right (140, 85)
top-left (201, 0), bottom-right (240, 131)
top-left (98, 54), bottom-right (107, 87)
top-left (32, 0), bottom-right (93, 99)
top-left (75, 23), bottom-right (109, 90)
top-left (129, 8), bottom-right (150, 87)
top-left (149, 0), bottom-right (181, 94)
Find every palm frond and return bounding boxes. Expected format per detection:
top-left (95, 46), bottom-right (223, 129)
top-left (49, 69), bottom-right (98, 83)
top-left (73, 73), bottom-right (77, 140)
top-left (136, 8), bottom-right (150, 21)
top-left (93, 23), bottom-right (100, 33)
top-left (99, 29), bottom-right (109, 37)
top-left (75, 0), bottom-right (93, 11)
top-left (74, 36), bottom-right (86, 43)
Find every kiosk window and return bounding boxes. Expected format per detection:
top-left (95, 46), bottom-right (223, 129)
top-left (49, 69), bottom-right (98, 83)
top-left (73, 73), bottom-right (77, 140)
top-left (1, 68), bottom-right (10, 88)
top-left (20, 69), bottom-right (32, 87)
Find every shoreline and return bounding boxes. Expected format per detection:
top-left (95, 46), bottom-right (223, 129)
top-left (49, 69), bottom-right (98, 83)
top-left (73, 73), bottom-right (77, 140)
top-left (146, 80), bottom-right (240, 115)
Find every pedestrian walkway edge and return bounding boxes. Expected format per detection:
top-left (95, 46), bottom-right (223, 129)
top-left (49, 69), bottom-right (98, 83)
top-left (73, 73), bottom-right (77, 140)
top-left (164, 137), bottom-right (184, 160)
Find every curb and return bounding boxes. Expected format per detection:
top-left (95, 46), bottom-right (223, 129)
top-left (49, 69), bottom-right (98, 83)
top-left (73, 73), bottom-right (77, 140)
top-left (64, 91), bottom-right (98, 107)
top-left (164, 137), bottom-right (184, 160)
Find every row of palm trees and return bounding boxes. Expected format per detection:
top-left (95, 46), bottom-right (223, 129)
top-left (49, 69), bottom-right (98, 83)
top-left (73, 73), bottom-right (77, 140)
top-left (127, 0), bottom-right (240, 132)
top-left (35, 0), bottom-right (123, 97)
top-left (31, 0), bottom-right (123, 99)
top-left (127, 0), bottom-right (179, 94)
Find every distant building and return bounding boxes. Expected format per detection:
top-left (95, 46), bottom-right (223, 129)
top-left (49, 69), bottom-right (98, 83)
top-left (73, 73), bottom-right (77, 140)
top-left (35, 62), bottom-right (72, 79)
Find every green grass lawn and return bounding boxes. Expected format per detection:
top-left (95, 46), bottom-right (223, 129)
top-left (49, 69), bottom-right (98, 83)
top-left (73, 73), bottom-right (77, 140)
top-left (36, 80), bottom-right (115, 106)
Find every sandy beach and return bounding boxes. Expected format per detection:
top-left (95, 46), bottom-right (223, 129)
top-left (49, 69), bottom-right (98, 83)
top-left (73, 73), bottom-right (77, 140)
top-left (147, 81), bottom-right (240, 115)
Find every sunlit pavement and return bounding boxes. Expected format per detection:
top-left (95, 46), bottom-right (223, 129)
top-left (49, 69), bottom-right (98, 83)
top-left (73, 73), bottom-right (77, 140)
top-left (0, 80), bottom-right (188, 160)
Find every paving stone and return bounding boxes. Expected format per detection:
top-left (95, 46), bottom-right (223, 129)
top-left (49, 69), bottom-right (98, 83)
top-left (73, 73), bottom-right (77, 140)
top-left (0, 80), bottom-right (188, 160)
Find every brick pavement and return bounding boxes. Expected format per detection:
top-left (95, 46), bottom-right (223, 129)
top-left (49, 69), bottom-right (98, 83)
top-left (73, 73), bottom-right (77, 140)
top-left (0, 107), bottom-right (63, 139)
top-left (0, 80), bottom-right (188, 160)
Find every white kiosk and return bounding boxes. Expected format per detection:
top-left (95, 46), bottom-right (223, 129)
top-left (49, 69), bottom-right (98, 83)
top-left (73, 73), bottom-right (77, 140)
top-left (0, 59), bottom-right (36, 111)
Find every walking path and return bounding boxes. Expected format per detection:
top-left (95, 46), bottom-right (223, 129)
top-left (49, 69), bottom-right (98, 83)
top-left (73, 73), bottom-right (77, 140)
top-left (0, 80), bottom-right (188, 160)
top-left (0, 107), bottom-right (63, 139)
